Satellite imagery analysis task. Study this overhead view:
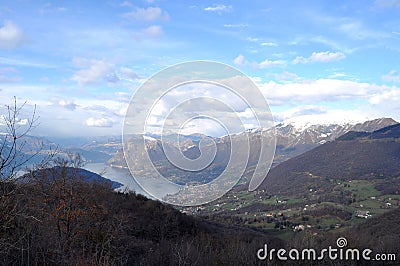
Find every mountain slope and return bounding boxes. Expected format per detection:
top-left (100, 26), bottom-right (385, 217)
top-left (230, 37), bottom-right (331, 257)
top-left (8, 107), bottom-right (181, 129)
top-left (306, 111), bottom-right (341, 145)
top-left (258, 123), bottom-right (400, 196)
top-left (110, 118), bottom-right (397, 186)
top-left (1, 167), bottom-right (283, 265)
top-left (22, 166), bottom-right (123, 189)
top-left (287, 207), bottom-right (400, 264)
top-left (271, 117), bottom-right (398, 164)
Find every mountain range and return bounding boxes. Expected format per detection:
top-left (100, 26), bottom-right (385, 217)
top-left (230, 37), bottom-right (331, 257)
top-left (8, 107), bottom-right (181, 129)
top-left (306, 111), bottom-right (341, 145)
top-left (257, 122), bottom-right (400, 196)
top-left (196, 121), bottom-right (400, 248)
top-left (268, 117), bottom-right (397, 164)
top-left (1, 117), bottom-right (398, 191)
top-left (109, 117), bottom-right (398, 186)
top-left (2, 116), bottom-right (400, 264)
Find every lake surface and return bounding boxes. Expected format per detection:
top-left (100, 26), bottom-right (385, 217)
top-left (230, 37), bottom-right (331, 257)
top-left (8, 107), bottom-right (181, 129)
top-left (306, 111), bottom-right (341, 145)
top-left (83, 163), bottom-right (178, 199)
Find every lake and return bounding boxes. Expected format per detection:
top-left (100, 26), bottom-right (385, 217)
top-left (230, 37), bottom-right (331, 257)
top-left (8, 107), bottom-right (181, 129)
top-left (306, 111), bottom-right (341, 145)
top-left (83, 163), bottom-right (178, 199)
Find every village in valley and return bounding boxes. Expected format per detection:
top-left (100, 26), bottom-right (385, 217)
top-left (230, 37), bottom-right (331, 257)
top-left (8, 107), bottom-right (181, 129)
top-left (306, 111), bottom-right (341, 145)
top-left (181, 179), bottom-right (400, 238)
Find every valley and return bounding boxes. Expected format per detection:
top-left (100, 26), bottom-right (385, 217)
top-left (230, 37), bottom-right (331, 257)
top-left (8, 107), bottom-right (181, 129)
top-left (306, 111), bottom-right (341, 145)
top-left (17, 117), bottom-right (397, 242)
top-left (1, 116), bottom-right (399, 264)
top-left (108, 117), bottom-right (397, 185)
top-left (193, 178), bottom-right (399, 240)
top-left (188, 122), bottom-right (400, 240)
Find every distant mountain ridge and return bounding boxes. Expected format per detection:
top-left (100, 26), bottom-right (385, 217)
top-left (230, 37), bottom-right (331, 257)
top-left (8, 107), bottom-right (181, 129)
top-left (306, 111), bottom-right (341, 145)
top-left (271, 117), bottom-right (398, 164)
top-left (257, 122), bottom-right (400, 196)
top-left (110, 117), bottom-right (398, 186)
top-left (338, 122), bottom-right (400, 140)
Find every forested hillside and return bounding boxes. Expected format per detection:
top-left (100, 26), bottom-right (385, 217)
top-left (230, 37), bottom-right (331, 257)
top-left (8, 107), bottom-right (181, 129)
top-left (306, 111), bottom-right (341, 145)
top-left (0, 164), bottom-right (283, 265)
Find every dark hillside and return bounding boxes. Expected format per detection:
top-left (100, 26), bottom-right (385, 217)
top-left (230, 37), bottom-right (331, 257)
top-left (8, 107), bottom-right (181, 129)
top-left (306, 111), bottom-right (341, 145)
top-left (351, 207), bottom-right (400, 252)
top-left (338, 123), bottom-right (400, 141)
top-left (370, 123), bottom-right (400, 138)
top-left (22, 166), bottom-right (123, 189)
top-left (1, 166), bottom-right (283, 265)
top-left (259, 124), bottom-right (400, 196)
top-left (287, 207), bottom-right (400, 265)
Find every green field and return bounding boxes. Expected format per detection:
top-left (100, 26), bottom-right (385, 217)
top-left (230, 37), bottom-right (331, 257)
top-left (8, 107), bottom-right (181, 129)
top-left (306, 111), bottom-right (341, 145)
top-left (198, 178), bottom-right (399, 239)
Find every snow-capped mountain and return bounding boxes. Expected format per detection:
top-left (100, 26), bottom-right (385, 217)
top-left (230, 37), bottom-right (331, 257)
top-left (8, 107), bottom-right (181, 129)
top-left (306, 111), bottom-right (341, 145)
top-left (269, 117), bottom-right (398, 164)
top-left (111, 117), bottom-right (398, 185)
top-left (274, 117), bottom-right (397, 147)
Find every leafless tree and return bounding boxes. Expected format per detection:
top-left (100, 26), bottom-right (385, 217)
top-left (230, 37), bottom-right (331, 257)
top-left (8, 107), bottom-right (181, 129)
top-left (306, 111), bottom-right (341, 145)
top-left (0, 97), bottom-right (56, 262)
top-left (0, 97), bottom-right (46, 179)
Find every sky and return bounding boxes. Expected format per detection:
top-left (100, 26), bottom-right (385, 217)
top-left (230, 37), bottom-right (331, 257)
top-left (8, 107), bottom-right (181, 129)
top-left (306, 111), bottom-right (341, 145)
top-left (0, 0), bottom-right (399, 137)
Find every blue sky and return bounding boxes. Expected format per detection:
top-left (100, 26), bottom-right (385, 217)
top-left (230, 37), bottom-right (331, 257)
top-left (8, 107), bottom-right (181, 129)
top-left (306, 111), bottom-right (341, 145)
top-left (0, 0), bottom-right (399, 137)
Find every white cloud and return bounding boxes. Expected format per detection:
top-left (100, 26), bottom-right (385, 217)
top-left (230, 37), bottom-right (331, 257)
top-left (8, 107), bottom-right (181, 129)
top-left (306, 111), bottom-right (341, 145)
top-left (115, 91), bottom-right (131, 103)
top-left (367, 87), bottom-right (400, 118)
top-left (259, 59), bottom-right (285, 68)
top-left (260, 77), bottom-right (398, 121)
top-left (120, 1), bottom-right (133, 7)
top-left (0, 84), bottom-right (130, 137)
top-left (293, 51), bottom-right (346, 64)
top-left (204, 4), bottom-right (232, 13)
top-left (124, 7), bottom-right (169, 21)
top-left (306, 13), bottom-right (388, 41)
top-left (233, 54), bottom-right (285, 69)
top-left (4, 77), bottom-right (399, 138)
top-left (179, 118), bottom-right (228, 136)
top-left (39, 3), bottom-right (67, 15)
top-left (142, 25), bottom-right (163, 37)
top-left (0, 114), bottom-right (29, 127)
top-left (107, 67), bottom-right (139, 83)
top-left (261, 42), bottom-right (278, 47)
top-left (274, 71), bottom-right (299, 82)
top-left (257, 79), bottom-right (393, 106)
top-left (0, 20), bottom-right (25, 49)
top-left (274, 108), bottom-right (372, 127)
top-left (223, 23), bottom-right (248, 28)
top-left (328, 72), bottom-right (348, 78)
top-left (293, 56), bottom-right (308, 65)
top-left (336, 19), bottom-right (388, 40)
top-left (233, 54), bottom-right (246, 66)
top-left (0, 56), bottom-right (55, 68)
top-left (85, 117), bottom-right (114, 127)
top-left (382, 70), bottom-right (400, 83)
top-left (16, 118), bottom-right (29, 125)
top-left (277, 105), bottom-right (327, 120)
top-left (119, 67), bottom-right (139, 80)
top-left (246, 37), bottom-right (259, 42)
top-left (54, 99), bottom-right (78, 110)
top-left (369, 87), bottom-right (400, 105)
top-left (71, 58), bottom-right (114, 86)
top-left (310, 51), bottom-right (345, 62)
top-left (135, 80), bottom-right (276, 136)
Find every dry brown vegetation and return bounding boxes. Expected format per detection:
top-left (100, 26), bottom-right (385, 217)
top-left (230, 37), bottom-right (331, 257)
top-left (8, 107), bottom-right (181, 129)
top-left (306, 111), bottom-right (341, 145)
top-left (0, 162), bottom-right (288, 265)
